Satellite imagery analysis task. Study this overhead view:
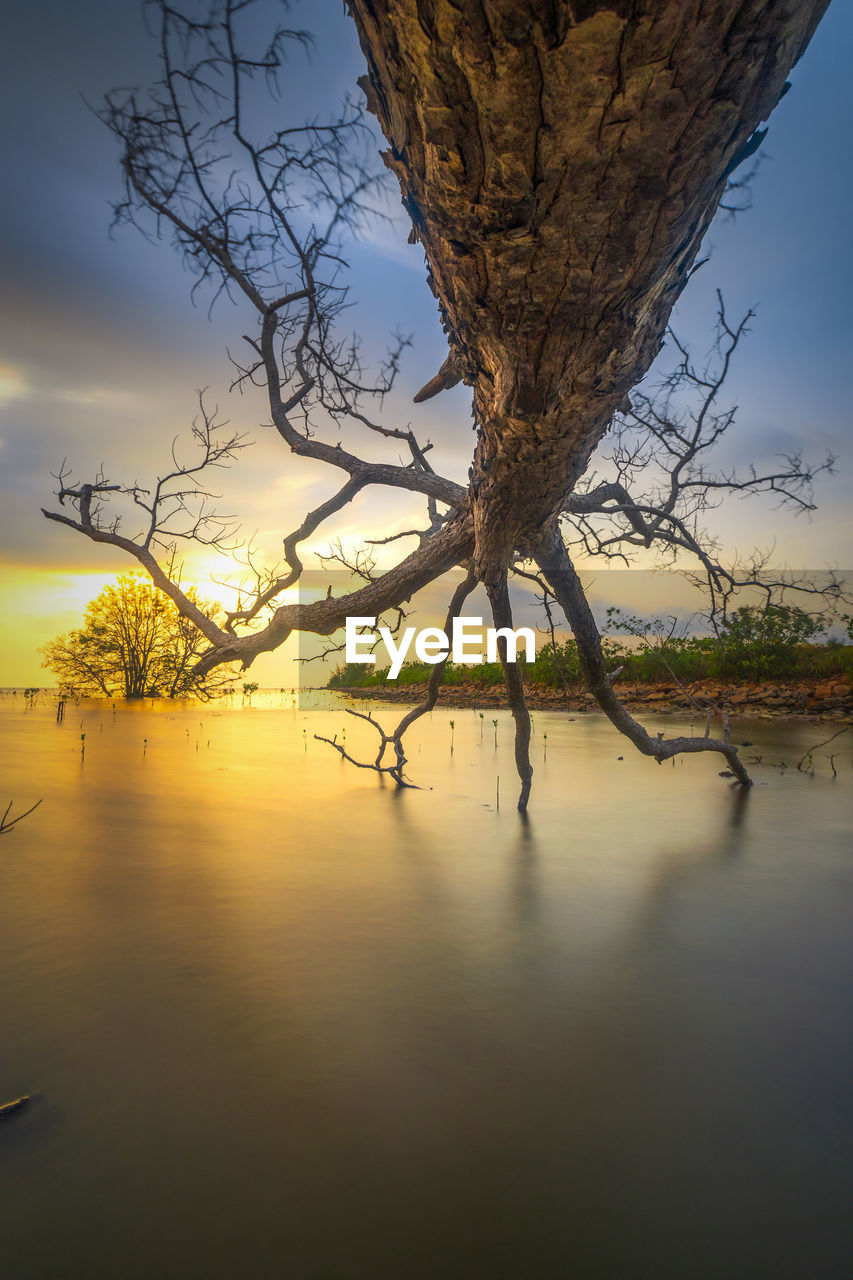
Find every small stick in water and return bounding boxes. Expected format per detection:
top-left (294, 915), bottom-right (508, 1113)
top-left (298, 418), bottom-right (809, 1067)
top-left (0, 1095), bottom-right (31, 1120)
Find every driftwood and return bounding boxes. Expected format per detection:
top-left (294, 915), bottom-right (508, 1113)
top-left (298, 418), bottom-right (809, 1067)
top-left (0, 1095), bottom-right (32, 1120)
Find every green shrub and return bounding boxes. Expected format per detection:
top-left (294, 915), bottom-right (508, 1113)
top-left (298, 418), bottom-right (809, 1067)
top-left (327, 606), bottom-right (852, 691)
top-left (712, 604), bottom-right (825, 680)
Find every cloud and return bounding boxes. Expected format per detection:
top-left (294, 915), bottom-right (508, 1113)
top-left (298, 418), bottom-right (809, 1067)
top-left (0, 364), bottom-right (31, 407)
top-left (355, 213), bottom-right (426, 273)
top-left (51, 385), bottom-right (142, 408)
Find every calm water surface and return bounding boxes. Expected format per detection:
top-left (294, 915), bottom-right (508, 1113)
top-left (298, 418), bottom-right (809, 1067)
top-left (1, 692), bottom-right (852, 1278)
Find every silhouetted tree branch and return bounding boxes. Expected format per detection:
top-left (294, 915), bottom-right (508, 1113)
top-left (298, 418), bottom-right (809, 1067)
top-left (315, 566), bottom-right (477, 785)
top-left (564, 294), bottom-right (841, 624)
top-left (1, 799), bottom-right (43, 837)
top-left (41, 0), bottom-right (838, 808)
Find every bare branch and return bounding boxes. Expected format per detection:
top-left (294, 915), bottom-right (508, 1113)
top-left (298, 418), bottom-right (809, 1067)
top-left (796, 726), bottom-right (849, 774)
top-left (486, 573), bottom-right (533, 812)
top-left (0, 798), bottom-right (43, 837)
top-left (537, 538), bottom-right (753, 785)
top-left (563, 296), bottom-right (845, 624)
top-left (41, 1), bottom-right (835, 811)
top-left (316, 566), bottom-right (478, 785)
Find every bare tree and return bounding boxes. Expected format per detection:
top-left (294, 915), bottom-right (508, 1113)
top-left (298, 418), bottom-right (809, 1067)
top-left (44, 0), bottom-right (838, 810)
top-left (0, 799), bottom-right (43, 838)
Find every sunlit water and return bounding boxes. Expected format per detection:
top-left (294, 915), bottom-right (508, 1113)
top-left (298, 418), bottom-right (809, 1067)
top-left (1, 691), bottom-right (851, 1279)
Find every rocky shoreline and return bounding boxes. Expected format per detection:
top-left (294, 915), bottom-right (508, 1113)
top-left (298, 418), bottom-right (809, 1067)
top-left (335, 678), bottom-right (853, 721)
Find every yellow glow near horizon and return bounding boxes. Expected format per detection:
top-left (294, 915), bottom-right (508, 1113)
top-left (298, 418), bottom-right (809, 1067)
top-left (4, 554), bottom-right (848, 690)
top-left (0, 565), bottom-right (126, 687)
top-left (0, 561), bottom-right (302, 688)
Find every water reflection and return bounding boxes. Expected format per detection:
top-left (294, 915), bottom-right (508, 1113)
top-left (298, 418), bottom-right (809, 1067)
top-left (727, 777), bottom-right (751, 831)
top-left (0, 693), bottom-right (851, 1279)
top-left (508, 817), bottom-right (541, 925)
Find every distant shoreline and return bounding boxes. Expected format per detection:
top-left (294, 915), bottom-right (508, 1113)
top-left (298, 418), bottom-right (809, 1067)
top-left (334, 678), bottom-right (853, 722)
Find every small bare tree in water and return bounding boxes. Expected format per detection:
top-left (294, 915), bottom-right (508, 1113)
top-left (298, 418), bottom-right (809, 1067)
top-left (0, 800), bottom-right (43, 837)
top-left (44, 0), bottom-right (842, 809)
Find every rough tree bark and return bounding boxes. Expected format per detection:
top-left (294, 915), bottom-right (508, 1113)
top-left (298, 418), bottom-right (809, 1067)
top-left (348, 0), bottom-right (828, 580)
top-left (43, 0), bottom-right (834, 810)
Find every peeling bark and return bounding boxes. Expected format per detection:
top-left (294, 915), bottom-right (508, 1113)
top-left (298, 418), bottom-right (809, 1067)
top-left (348, 0), bottom-right (829, 579)
top-left (42, 1), bottom-right (833, 804)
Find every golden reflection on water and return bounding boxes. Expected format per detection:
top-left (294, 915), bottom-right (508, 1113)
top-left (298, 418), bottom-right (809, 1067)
top-left (1, 691), bottom-right (852, 1279)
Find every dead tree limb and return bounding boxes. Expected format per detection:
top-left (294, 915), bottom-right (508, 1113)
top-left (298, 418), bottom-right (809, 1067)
top-left (1, 799), bottom-right (43, 837)
top-left (316, 566), bottom-right (478, 784)
top-left (562, 295), bottom-right (840, 627)
top-left (40, 0), bottom-right (835, 807)
top-left (486, 574), bottom-right (533, 813)
top-left (796, 726), bottom-right (849, 774)
top-left (537, 536), bottom-right (752, 785)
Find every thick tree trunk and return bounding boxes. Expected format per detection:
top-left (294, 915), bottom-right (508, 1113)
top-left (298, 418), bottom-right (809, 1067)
top-left (348, 0), bottom-right (828, 581)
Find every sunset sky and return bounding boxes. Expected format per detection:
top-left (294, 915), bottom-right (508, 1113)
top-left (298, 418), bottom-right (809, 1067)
top-left (1, 0), bottom-right (850, 686)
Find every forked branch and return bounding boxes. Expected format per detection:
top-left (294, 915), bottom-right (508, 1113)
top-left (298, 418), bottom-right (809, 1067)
top-left (1, 799), bottom-right (43, 837)
top-left (537, 537), bottom-right (753, 785)
top-left (315, 567), bottom-right (478, 786)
